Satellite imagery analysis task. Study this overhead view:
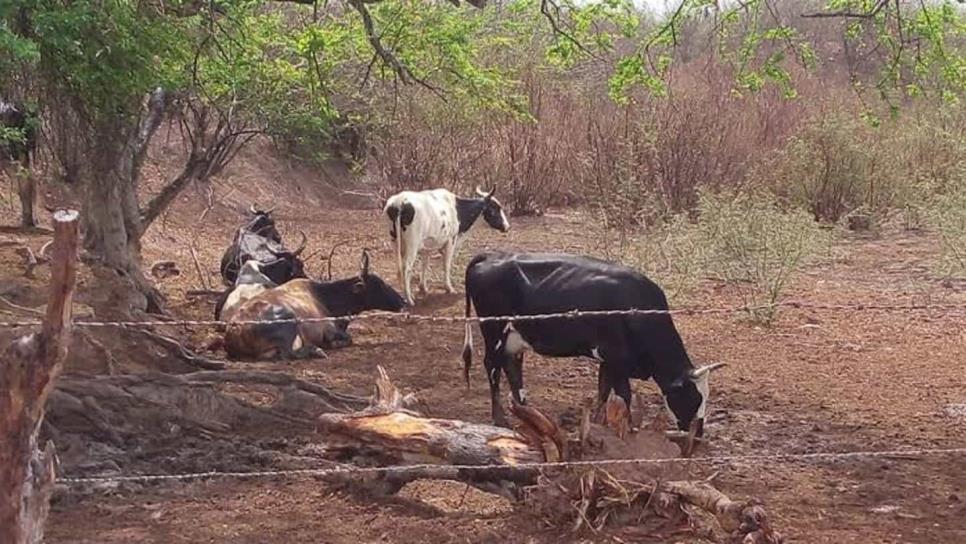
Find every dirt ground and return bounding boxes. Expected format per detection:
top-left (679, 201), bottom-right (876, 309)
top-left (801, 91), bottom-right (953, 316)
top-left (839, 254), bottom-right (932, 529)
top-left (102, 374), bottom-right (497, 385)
top-left (2, 139), bottom-right (965, 543)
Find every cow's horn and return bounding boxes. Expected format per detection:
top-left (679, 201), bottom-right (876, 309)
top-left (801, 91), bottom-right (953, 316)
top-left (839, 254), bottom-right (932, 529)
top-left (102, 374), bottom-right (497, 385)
top-left (475, 186), bottom-right (490, 198)
top-left (264, 207), bottom-right (275, 215)
top-left (249, 204), bottom-right (258, 214)
top-left (291, 231), bottom-right (308, 257)
top-left (691, 362), bottom-right (727, 378)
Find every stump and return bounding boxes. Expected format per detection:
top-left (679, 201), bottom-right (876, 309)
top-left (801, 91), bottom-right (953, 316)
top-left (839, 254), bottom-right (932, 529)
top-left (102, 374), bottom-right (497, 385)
top-left (0, 210), bottom-right (78, 544)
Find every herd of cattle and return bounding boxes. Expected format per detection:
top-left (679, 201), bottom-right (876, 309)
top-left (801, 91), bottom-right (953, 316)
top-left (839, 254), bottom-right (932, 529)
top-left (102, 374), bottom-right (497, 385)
top-left (214, 187), bottom-right (726, 437)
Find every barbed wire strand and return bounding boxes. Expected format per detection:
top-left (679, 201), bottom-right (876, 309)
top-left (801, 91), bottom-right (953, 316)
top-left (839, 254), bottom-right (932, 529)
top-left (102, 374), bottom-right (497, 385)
top-left (58, 446), bottom-right (966, 485)
top-left (4, 300), bottom-right (966, 329)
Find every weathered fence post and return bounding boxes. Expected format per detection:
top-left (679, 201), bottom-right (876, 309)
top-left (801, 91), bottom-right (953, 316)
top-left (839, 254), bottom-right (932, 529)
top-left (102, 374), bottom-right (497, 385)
top-left (0, 209), bottom-right (79, 544)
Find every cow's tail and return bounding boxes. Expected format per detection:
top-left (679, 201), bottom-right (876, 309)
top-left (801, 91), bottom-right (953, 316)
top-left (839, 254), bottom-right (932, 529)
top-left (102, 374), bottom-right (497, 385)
top-left (461, 287), bottom-right (474, 389)
top-left (393, 203), bottom-right (404, 296)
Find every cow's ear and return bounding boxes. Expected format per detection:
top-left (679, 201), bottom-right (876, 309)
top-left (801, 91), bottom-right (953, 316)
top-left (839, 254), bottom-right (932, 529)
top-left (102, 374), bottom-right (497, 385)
top-left (360, 249), bottom-right (371, 276)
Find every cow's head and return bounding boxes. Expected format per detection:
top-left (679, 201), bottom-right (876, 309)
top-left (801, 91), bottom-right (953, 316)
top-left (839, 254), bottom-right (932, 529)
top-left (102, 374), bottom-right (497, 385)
top-left (662, 362), bottom-right (727, 438)
top-left (350, 249), bottom-right (407, 312)
top-left (476, 186), bottom-right (510, 233)
top-left (246, 204), bottom-right (281, 243)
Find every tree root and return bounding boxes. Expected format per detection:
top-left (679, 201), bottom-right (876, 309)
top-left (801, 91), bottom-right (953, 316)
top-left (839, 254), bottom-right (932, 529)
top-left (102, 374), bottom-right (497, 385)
top-left (124, 328), bottom-right (226, 370)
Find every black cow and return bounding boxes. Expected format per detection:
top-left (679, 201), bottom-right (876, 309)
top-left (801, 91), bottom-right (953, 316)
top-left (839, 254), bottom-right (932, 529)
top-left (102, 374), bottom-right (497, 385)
top-left (0, 100), bottom-right (36, 167)
top-left (461, 251), bottom-right (726, 435)
top-left (219, 205), bottom-right (307, 287)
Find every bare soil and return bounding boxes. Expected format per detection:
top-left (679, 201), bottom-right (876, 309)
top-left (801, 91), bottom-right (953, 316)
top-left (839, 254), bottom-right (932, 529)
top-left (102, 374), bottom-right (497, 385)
top-left (2, 139), bottom-right (965, 543)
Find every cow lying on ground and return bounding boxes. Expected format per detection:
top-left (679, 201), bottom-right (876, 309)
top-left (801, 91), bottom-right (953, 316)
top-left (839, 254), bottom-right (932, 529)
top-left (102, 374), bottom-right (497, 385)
top-left (219, 205), bottom-right (307, 286)
top-left (384, 187), bottom-right (510, 306)
top-left (461, 251), bottom-right (726, 435)
top-left (222, 251), bottom-right (406, 360)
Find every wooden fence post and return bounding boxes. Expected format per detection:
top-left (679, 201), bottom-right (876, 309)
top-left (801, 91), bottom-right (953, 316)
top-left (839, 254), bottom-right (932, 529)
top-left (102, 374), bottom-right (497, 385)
top-left (0, 209), bottom-right (79, 544)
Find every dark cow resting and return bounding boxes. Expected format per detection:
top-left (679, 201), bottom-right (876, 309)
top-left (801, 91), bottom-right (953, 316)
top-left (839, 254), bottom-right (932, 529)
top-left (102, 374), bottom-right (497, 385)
top-left (224, 252), bottom-right (406, 360)
top-left (219, 207), bottom-right (307, 286)
top-left (462, 252), bottom-right (724, 433)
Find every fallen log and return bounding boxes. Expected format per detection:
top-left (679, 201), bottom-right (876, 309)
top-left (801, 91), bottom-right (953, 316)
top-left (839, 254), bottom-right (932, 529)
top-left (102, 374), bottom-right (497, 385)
top-left (317, 367), bottom-right (559, 497)
top-left (318, 367), bottom-right (549, 466)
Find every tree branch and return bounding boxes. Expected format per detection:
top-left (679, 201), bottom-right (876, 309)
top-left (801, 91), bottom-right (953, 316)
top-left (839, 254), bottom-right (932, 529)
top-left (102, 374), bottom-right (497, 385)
top-left (140, 159), bottom-right (206, 231)
top-left (346, 0), bottom-right (444, 97)
top-left (801, 0), bottom-right (889, 19)
top-left (132, 88), bottom-right (167, 174)
top-left (540, 0), bottom-right (595, 59)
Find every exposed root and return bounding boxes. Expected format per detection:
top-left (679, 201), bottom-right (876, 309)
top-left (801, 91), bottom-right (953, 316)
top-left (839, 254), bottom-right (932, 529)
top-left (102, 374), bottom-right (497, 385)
top-left (125, 328), bottom-right (226, 370)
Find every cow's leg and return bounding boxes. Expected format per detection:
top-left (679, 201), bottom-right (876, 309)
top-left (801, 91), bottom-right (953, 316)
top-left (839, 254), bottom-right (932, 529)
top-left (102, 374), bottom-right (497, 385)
top-left (402, 249), bottom-right (418, 305)
top-left (291, 323), bottom-right (336, 358)
top-left (609, 372), bottom-right (633, 409)
top-left (480, 321), bottom-right (509, 427)
top-left (322, 323), bottom-right (353, 349)
top-left (596, 365), bottom-right (612, 405)
top-left (442, 240), bottom-right (457, 294)
top-left (419, 256), bottom-right (430, 295)
top-left (597, 342), bottom-right (634, 410)
top-left (259, 320), bottom-right (303, 361)
top-left (504, 352), bottom-right (527, 405)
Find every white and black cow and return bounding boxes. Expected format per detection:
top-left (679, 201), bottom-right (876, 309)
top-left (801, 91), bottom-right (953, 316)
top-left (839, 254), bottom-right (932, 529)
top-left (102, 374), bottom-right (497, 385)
top-left (461, 251), bottom-right (726, 434)
top-left (384, 187), bottom-right (510, 305)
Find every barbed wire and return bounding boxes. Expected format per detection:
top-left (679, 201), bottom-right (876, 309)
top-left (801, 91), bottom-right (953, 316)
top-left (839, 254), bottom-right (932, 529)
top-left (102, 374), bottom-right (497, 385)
top-left (3, 300), bottom-right (966, 329)
top-left (57, 445), bottom-right (966, 486)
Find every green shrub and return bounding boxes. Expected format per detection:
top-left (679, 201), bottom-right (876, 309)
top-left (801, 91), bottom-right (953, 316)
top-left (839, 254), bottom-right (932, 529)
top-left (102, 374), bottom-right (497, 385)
top-left (627, 190), bottom-right (834, 324)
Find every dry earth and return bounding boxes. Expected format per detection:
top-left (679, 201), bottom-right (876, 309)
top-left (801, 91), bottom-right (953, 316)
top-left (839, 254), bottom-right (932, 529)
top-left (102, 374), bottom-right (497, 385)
top-left (2, 136), bottom-right (964, 543)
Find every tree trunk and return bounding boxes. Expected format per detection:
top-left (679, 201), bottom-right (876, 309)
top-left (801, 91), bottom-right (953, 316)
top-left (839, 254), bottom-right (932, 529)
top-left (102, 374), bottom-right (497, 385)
top-left (0, 210), bottom-right (78, 544)
top-left (17, 170), bottom-right (36, 228)
top-left (81, 90), bottom-right (167, 316)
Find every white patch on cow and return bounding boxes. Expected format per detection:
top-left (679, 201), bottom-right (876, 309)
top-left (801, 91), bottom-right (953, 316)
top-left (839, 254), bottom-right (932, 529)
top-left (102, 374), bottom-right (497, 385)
top-left (692, 371), bottom-right (711, 420)
top-left (499, 209), bottom-right (510, 232)
top-left (502, 323), bottom-right (531, 355)
top-left (489, 367), bottom-right (499, 385)
top-left (590, 347), bottom-right (603, 361)
top-left (488, 196), bottom-right (511, 232)
top-left (494, 339), bottom-right (503, 351)
top-left (292, 334), bottom-right (304, 352)
top-left (518, 388), bottom-right (528, 403)
top-left (690, 363), bottom-right (725, 420)
top-left (222, 283), bottom-right (268, 321)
